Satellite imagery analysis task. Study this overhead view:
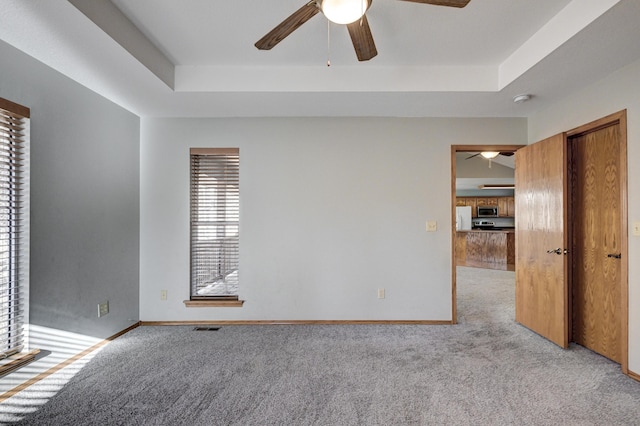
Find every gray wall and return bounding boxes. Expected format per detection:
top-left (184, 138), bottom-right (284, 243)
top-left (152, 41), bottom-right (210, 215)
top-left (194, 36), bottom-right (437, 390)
top-left (140, 117), bottom-right (527, 321)
top-left (0, 40), bottom-right (140, 339)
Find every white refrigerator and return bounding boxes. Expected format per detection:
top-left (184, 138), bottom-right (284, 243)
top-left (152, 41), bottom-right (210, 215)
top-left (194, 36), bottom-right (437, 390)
top-left (455, 206), bottom-right (472, 230)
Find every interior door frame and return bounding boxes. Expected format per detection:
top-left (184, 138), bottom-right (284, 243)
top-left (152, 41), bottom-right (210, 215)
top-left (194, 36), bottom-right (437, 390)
top-left (450, 111), bottom-right (628, 374)
top-left (450, 144), bottom-right (525, 324)
top-left (566, 110), bottom-right (628, 373)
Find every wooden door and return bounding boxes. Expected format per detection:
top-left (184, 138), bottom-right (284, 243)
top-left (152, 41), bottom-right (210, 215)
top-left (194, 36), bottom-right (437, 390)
top-left (570, 124), bottom-right (622, 363)
top-left (515, 134), bottom-right (569, 348)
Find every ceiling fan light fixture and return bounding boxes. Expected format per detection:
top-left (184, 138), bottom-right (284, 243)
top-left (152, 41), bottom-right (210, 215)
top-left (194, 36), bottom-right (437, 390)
top-left (480, 151), bottom-right (500, 159)
top-left (321, 0), bottom-right (369, 25)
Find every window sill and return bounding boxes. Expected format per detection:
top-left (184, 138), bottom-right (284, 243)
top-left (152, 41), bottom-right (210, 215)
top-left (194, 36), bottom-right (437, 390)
top-left (0, 349), bottom-right (41, 377)
top-left (183, 299), bottom-right (245, 308)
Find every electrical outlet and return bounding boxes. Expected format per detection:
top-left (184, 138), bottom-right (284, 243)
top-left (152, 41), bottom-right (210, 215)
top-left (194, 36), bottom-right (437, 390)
top-left (98, 301), bottom-right (109, 318)
top-left (426, 221), bottom-right (437, 232)
top-left (378, 288), bottom-right (385, 299)
top-left (160, 290), bottom-right (168, 301)
top-left (633, 222), bottom-right (640, 236)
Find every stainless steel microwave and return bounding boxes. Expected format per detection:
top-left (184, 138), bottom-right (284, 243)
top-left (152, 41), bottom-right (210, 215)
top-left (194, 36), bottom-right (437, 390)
top-left (477, 206), bottom-right (499, 217)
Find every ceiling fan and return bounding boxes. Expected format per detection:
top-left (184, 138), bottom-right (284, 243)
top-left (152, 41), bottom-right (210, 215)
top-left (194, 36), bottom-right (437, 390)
top-left (255, 0), bottom-right (471, 62)
top-left (465, 151), bottom-right (515, 160)
top-left (465, 151), bottom-right (514, 168)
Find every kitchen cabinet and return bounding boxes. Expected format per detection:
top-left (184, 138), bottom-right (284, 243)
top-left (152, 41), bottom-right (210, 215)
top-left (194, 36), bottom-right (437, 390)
top-left (497, 197), bottom-right (515, 217)
top-left (456, 229), bottom-right (515, 270)
top-left (457, 196), bottom-right (515, 218)
top-left (465, 198), bottom-right (477, 217)
top-left (476, 197), bottom-right (498, 206)
top-left (498, 197), bottom-right (508, 217)
top-left (507, 197), bottom-right (516, 217)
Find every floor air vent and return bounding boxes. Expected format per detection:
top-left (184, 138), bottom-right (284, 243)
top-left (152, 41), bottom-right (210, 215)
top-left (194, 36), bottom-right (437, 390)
top-left (193, 326), bottom-right (220, 331)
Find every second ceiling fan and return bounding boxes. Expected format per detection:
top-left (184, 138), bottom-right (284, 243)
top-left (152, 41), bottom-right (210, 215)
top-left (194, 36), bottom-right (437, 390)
top-left (255, 0), bottom-right (471, 62)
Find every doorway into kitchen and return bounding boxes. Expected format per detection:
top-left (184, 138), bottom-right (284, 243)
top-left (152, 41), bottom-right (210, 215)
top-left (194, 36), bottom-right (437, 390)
top-left (450, 145), bottom-right (523, 324)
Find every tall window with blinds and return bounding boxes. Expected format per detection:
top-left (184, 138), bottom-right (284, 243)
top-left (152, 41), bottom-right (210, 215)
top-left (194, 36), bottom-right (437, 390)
top-left (0, 98), bottom-right (29, 359)
top-left (190, 148), bottom-right (240, 300)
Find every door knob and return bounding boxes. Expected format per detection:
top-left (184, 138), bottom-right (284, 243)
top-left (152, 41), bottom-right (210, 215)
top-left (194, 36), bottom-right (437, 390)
top-left (607, 253), bottom-right (622, 259)
top-left (546, 248), bottom-right (568, 255)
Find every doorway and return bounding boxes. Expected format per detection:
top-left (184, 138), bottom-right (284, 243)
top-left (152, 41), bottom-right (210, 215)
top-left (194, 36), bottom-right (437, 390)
top-left (568, 114), bottom-right (628, 366)
top-left (450, 144), bottom-right (523, 324)
top-left (513, 110), bottom-right (628, 372)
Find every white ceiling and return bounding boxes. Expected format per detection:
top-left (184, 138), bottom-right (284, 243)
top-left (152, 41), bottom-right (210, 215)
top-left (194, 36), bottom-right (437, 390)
top-left (110, 0), bottom-right (571, 67)
top-left (1, 0), bottom-right (640, 118)
top-left (456, 152), bottom-right (515, 170)
top-left (455, 152), bottom-right (515, 190)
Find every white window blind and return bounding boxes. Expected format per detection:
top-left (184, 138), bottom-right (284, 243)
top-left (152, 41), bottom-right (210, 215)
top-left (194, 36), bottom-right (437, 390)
top-left (190, 148), bottom-right (239, 299)
top-left (0, 99), bottom-right (29, 359)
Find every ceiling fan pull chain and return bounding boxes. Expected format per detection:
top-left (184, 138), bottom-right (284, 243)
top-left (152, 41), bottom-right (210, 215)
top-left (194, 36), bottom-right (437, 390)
top-left (327, 20), bottom-right (331, 67)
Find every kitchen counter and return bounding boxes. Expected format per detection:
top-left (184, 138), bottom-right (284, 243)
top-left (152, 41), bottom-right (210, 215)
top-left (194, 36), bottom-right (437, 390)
top-left (456, 229), bottom-right (515, 270)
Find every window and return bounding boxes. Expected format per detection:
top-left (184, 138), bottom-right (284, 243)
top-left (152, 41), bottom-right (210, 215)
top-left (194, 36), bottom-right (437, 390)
top-left (188, 148), bottom-right (242, 307)
top-left (0, 98), bottom-right (29, 361)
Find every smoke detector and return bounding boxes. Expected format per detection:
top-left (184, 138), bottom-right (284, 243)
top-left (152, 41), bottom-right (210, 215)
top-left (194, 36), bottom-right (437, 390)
top-left (513, 94), bottom-right (532, 104)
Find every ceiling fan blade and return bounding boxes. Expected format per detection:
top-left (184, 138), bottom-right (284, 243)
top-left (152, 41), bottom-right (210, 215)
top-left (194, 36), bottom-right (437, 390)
top-left (500, 152), bottom-right (515, 157)
top-left (347, 15), bottom-right (377, 61)
top-left (465, 153), bottom-right (480, 160)
top-left (399, 0), bottom-right (471, 8)
top-left (255, 2), bottom-right (320, 50)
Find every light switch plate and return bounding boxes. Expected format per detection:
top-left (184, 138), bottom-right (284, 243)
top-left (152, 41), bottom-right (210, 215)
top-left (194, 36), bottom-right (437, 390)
top-left (633, 222), bottom-right (640, 236)
top-left (98, 301), bottom-right (109, 318)
top-left (426, 221), bottom-right (437, 232)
